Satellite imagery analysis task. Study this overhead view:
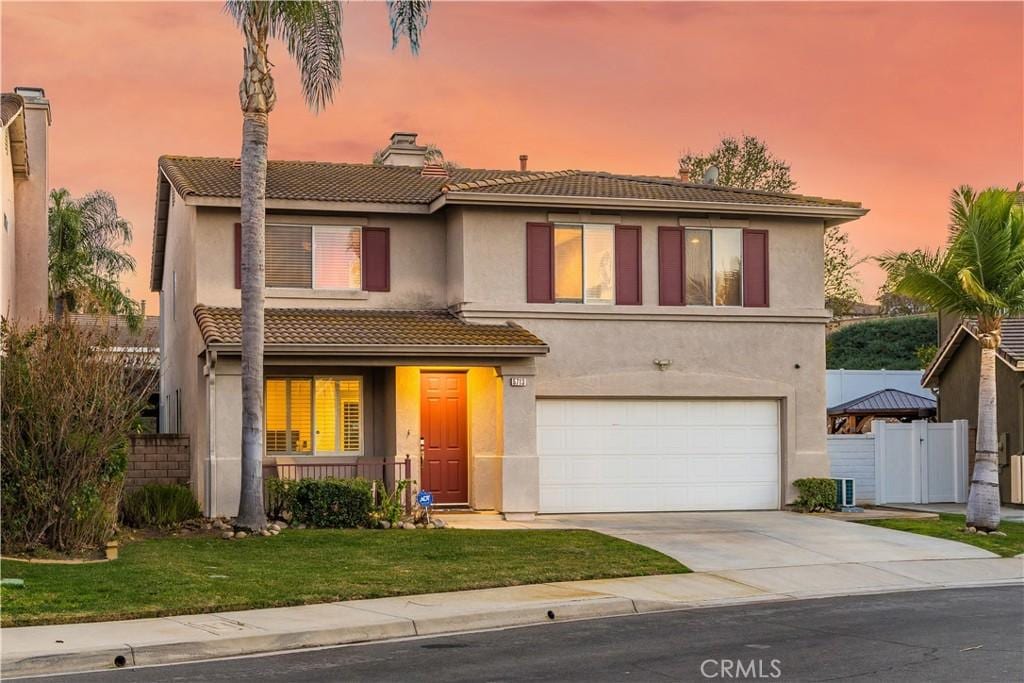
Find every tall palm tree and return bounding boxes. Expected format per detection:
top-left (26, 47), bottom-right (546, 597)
top-left (225, 0), bottom-right (431, 531)
top-left (879, 185), bottom-right (1024, 531)
top-left (48, 188), bottom-right (141, 329)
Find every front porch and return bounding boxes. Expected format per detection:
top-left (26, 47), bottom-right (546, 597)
top-left (195, 305), bottom-right (549, 519)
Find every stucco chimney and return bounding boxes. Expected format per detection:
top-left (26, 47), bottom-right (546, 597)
top-left (678, 161), bottom-right (691, 183)
top-left (519, 154), bottom-right (528, 172)
top-left (380, 132), bottom-right (428, 167)
top-left (10, 86), bottom-right (51, 322)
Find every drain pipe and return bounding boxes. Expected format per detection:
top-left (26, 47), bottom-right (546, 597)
top-left (203, 348), bottom-right (219, 516)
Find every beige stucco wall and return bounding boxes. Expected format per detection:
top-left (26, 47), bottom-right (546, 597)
top-left (0, 127), bottom-right (16, 319)
top-left (163, 195), bottom-right (836, 515)
top-left (12, 101), bottom-right (49, 323)
top-left (452, 206), bottom-right (832, 505)
top-left (193, 207), bottom-right (448, 310)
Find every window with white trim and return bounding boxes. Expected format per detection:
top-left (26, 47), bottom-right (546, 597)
top-left (553, 223), bottom-right (614, 304)
top-left (265, 377), bottom-right (362, 455)
top-left (266, 224), bottom-right (362, 289)
top-left (685, 227), bottom-right (742, 306)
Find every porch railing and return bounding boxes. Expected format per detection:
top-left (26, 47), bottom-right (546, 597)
top-left (262, 456), bottom-right (413, 514)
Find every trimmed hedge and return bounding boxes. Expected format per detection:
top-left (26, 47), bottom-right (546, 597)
top-left (122, 484), bottom-right (201, 528)
top-left (291, 478), bottom-right (373, 528)
top-left (826, 316), bottom-right (937, 370)
top-left (793, 478), bottom-right (837, 512)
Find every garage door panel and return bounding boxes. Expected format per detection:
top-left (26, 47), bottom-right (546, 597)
top-left (537, 399), bottom-right (780, 513)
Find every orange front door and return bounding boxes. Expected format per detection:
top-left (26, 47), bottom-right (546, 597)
top-left (420, 372), bottom-right (468, 504)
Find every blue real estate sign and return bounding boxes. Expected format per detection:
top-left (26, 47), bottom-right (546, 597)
top-left (417, 490), bottom-right (434, 508)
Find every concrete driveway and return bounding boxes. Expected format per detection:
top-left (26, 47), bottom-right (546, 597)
top-left (445, 511), bottom-right (999, 572)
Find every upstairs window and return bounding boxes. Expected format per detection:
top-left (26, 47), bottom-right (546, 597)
top-left (553, 224), bottom-right (614, 304)
top-left (266, 224), bottom-right (361, 290)
top-left (685, 227), bottom-right (742, 306)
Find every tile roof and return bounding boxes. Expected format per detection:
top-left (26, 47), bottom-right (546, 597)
top-left (827, 388), bottom-right (936, 416)
top-left (157, 156), bottom-right (862, 209)
top-left (69, 313), bottom-right (160, 350)
top-left (193, 305), bottom-right (548, 352)
top-left (999, 317), bottom-right (1024, 363)
top-left (159, 156), bottom-right (529, 204)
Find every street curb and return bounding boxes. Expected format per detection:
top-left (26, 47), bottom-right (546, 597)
top-left (2, 580), bottom-right (1021, 679)
top-left (0, 596), bottom-right (637, 679)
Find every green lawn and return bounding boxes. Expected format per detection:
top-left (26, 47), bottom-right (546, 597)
top-left (859, 513), bottom-right (1024, 558)
top-left (0, 529), bottom-right (686, 627)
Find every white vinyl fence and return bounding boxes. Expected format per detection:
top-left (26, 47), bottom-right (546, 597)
top-left (828, 420), bottom-right (968, 505)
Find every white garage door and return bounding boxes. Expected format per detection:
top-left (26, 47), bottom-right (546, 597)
top-left (537, 399), bottom-right (780, 513)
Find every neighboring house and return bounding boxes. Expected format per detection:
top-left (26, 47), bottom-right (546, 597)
top-left (827, 388), bottom-right (936, 434)
top-left (826, 368), bottom-right (931, 407)
top-left (0, 87), bottom-right (51, 323)
top-left (924, 314), bottom-right (1024, 502)
top-left (151, 131), bottom-right (868, 518)
top-left (68, 312), bottom-right (161, 432)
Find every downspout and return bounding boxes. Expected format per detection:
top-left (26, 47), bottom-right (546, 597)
top-left (203, 348), bottom-right (218, 516)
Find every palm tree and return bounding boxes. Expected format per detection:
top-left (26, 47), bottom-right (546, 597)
top-left (879, 185), bottom-right (1024, 531)
top-left (48, 188), bottom-right (141, 329)
top-left (225, 0), bottom-right (431, 531)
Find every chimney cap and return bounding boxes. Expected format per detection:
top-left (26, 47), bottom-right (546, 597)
top-left (519, 154), bottom-right (529, 171)
top-left (14, 86), bottom-right (46, 100)
top-left (389, 131), bottom-right (420, 146)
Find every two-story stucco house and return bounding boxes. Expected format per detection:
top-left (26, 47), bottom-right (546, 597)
top-left (152, 132), bottom-right (867, 519)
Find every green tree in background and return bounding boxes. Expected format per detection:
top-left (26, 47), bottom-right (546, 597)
top-left (225, 0), bottom-right (431, 531)
top-left (876, 249), bottom-right (932, 315)
top-left (879, 185), bottom-right (1024, 531)
top-left (826, 316), bottom-right (937, 370)
top-left (680, 135), bottom-right (861, 315)
top-left (47, 188), bottom-right (141, 329)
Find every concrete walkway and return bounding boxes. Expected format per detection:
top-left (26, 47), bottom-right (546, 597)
top-left (2, 512), bottom-right (1021, 678)
top-left (2, 557), bottom-right (1021, 678)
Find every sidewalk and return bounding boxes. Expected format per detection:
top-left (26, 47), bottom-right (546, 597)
top-left (2, 556), bottom-right (1021, 678)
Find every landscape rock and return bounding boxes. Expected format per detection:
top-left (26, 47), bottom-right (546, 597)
top-left (967, 526), bottom-right (977, 533)
top-left (402, 522), bottom-right (416, 530)
top-left (268, 523), bottom-right (281, 532)
top-left (221, 531), bottom-right (234, 540)
top-left (380, 520), bottom-right (391, 529)
top-left (433, 519), bottom-right (446, 528)
top-left (989, 530), bottom-right (1007, 537)
top-left (976, 530), bottom-right (988, 536)
top-left (269, 529), bottom-right (279, 535)
top-left (276, 521), bottom-right (288, 529)
top-left (260, 529), bottom-right (272, 536)
top-left (235, 531), bottom-right (248, 539)
top-left (295, 524), bottom-right (307, 530)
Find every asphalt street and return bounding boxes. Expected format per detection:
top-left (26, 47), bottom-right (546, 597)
top-left (22, 586), bottom-right (1024, 683)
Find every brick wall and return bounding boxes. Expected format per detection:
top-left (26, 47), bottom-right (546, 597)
top-left (126, 434), bottom-right (190, 490)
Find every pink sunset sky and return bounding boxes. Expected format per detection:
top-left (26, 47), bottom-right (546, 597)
top-left (3, 1), bottom-right (1022, 313)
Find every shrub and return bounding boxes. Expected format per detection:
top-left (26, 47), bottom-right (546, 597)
top-left (291, 478), bottom-right (373, 528)
top-left (793, 478), bottom-right (838, 512)
top-left (373, 479), bottom-right (411, 525)
top-left (264, 477), bottom-right (298, 520)
top-left (121, 484), bottom-right (201, 528)
top-left (1, 321), bottom-right (156, 552)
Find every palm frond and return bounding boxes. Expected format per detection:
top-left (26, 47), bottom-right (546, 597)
top-left (269, 1), bottom-right (343, 112)
top-left (387, 0), bottom-right (431, 54)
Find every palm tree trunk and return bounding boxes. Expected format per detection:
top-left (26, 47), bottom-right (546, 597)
top-left (234, 9), bottom-right (273, 531)
top-left (234, 111), bottom-right (269, 531)
top-left (966, 331), bottom-right (1002, 530)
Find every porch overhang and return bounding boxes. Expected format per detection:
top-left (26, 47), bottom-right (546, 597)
top-left (194, 304), bottom-right (549, 358)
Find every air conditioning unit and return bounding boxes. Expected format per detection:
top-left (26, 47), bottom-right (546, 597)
top-left (832, 478), bottom-right (857, 510)
top-left (1011, 455), bottom-right (1023, 505)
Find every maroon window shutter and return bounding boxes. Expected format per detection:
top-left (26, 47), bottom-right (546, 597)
top-left (526, 222), bottom-right (554, 303)
top-left (362, 227), bottom-right (390, 292)
top-left (742, 229), bottom-right (769, 307)
top-left (614, 225), bottom-right (642, 305)
top-left (234, 222), bottom-right (242, 289)
top-left (658, 227), bottom-right (685, 305)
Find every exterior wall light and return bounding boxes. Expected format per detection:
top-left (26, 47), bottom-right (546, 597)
top-left (653, 359), bottom-right (672, 371)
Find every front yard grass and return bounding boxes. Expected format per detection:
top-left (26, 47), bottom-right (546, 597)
top-left (858, 513), bottom-right (1024, 558)
top-left (0, 529), bottom-right (686, 627)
